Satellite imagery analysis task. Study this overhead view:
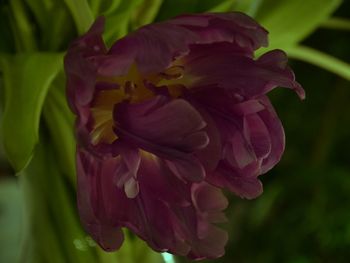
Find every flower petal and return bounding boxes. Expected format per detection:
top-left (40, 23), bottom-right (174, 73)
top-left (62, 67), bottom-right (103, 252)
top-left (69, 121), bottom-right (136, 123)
top-left (189, 90), bottom-right (278, 199)
top-left (100, 23), bottom-right (199, 75)
top-left (77, 146), bottom-right (228, 259)
top-left (76, 148), bottom-right (126, 251)
top-left (243, 113), bottom-right (271, 160)
top-left (186, 48), bottom-right (304, 100)
top-left (209, 161), bottom-right (263, 199)
top-left (170, 12), bottom-right (268, 52)
top-left (114, 97), bottom-right (208, 181)
top-left (258, 97), bottom-right (286, 173)
top-left (65, 17), bottom-right (107, 112)
top-left (96, 12), bottom-right (268, 76)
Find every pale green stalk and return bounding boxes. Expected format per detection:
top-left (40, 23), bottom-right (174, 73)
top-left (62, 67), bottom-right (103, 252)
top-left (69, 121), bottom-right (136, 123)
top-left (285, 45), bottom-right (350, 81)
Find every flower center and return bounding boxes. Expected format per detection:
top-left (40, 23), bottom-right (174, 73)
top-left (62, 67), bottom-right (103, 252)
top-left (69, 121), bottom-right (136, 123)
top-left (90, 62), bottom-right (189, 145)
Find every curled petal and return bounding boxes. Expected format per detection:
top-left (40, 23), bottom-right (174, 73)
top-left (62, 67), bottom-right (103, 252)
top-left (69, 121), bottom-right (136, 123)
top-left (243, 113), bottom-right (271, 160)
top-left (186, 47), bottom-right (304, 100)
top-left (258, 97), bottom-right (286, 173)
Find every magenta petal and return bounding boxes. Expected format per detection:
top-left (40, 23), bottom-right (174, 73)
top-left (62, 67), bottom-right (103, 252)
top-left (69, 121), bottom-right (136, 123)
top-left (188, 226), bottom-right (228, 260)
top-left (193, 106), bottom-right (222, 171)
top-left (189, 89), bottom-right (278, 199)
top-left (170, 12), bottom-right (268, 52)
top-left (186, 48), bottom-right (304, 100)
top-left (65, 17), bottom-right (107, 111)
top-left (209, 161), bottom-right (263, 199)
top-left (257, 50), bottom-right (305, 99)
top-left (97, 12), bottom-right (268, 76)
top-left (258, 97), bottom-right (286, 173)
top-left (102, 23), bottom-right (199, 75)
top-left (243, 113), bottom-right (271, 159)
top-left (77, 147), bottom-right (228, 258)
top-left (113, 144), bottom-right (141, 198)
top-left (225, 130), bottom-right (256, 169)
top-left (166, 157), bottom-right (205, 181)
top-left (115, 97), bottom-right (208, 151)
top-left (87, 224), bottom-right (124, 252)
top-left (114, 97), bottom-right (208, 181)
top-left (76, 148), bottom-right (127, 251)
top-left (172, 182), bottom-right (229, 259)
top-left (192, 183), bottom-right (228, 217)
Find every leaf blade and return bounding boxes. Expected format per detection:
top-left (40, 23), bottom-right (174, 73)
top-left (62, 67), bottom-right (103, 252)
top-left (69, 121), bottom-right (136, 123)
top-left (1, 52), bottom-right (63, 172)
top-left (256, 0), bottom-right (342, 49)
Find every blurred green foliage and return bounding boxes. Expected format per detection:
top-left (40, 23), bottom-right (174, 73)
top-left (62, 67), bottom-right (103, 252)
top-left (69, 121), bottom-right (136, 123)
top-left (1, 0), bottom-right (350, 262)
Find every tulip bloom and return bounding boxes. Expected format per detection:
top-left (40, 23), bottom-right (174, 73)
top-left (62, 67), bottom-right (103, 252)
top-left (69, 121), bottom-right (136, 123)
top-left (65, 12), bottom-right (304, 260)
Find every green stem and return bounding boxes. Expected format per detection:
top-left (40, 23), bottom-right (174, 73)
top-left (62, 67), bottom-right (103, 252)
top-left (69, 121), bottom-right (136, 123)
top-left (285, 45), bottom-right (350, 81)
top-left (321, 17), bottom-right (350, 31)
top-left (20, 137), bottom-right (98, 263)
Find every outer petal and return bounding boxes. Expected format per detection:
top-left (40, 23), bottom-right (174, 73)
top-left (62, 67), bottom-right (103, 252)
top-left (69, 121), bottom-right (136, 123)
top-left (96, 12), bottom-right (268, 76)
top-left (169, 12), bottom-right (268, 52)
top-left (77, 148), bottom-right (126, 251)
top-left (209, 161), bottom-right (263, 199)
top-left (258, 96), bottom-right (286, 173)
top-left (185, 47), bottom-right (305, 100)
top-left (189, 89), bottom-right (284, 199)
top-left (65, 17), bottom-right (107, 113)
top-left (103, 22), bottom-right (199, 75)
top-left (77, 146), bottom-right (228, 260)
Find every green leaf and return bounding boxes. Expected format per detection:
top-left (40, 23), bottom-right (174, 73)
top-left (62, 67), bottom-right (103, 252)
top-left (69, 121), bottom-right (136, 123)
top-left (0, 5), bottom-right (15, 53)
top-left (255, 0), bottom-right (342, 49)
top-left (26, 0), bottom-right (76, 50)
top-left (102, 0), bottom-right (144, 44)
top-left (285, 45), bottom-right (350, 81)
top-left (9, 0), bottom-right (37, 51)
top-left (231, 0), bottom-right (263, 17)
top-left (131, 0), bottom-right (164, 29)
top-left (63, 0), bottom-right (94, 34)
top-left (0, 179), bottom-right (22, 263)
top-left (207, 0), bottom-right (236, 12)
top-left (155, 0), bottom-right (261, 20)
top-left (0, 53), bottom-right (63, 172)
top-left (194, 0), bottom-right (238, 13)
top-left (155, 0), bottom-right (197, 21)
top-left (20, 139), bottom-right (96, 263)
top-left (89, 0), bottom-right (122, 15)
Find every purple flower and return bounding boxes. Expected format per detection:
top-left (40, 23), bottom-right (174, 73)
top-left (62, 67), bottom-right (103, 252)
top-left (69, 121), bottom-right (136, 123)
top-left (65, 12), bottom-right (304, 260)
